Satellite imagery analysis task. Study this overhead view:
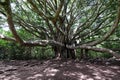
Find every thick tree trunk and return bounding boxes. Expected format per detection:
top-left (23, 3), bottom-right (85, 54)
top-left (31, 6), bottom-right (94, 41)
top-left (52, 46), bottom-right (76, 59)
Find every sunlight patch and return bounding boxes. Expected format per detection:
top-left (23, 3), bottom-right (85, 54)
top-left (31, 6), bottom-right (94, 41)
top-left (44, 67), bottom-right (59, 76)
top-left (27, 74), bottom-right (43, 80)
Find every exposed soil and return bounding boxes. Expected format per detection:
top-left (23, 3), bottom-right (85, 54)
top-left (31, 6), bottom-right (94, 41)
top-left (0, 59), bottom-right (120, 80)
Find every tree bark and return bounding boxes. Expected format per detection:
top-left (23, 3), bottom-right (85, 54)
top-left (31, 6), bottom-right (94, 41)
top-left (80, 49), bottom-right (89, 60)
top-left (52, 45), bottom-right (76, 59)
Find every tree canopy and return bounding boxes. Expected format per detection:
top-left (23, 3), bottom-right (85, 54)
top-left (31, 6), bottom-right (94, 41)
top-left (0, 0), bottom-right (120, 59)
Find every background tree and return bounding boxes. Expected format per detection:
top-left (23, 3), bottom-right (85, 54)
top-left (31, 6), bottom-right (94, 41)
top-left (0, 0), bottom-right (120, 59)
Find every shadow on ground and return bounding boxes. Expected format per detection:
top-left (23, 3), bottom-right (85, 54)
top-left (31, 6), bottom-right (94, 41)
top-left (0, 59), bottom-right (120, 80)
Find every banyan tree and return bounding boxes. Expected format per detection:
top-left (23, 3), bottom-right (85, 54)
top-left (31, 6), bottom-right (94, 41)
top-left (0, 0), bottom-right (120, 59)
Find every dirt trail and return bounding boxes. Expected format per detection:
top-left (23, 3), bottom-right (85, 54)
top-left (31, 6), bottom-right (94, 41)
top-left (0, 59), bottom-right (120, 80)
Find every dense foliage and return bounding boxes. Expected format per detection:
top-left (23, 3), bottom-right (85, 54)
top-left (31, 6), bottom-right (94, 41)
top-left (0, 0), bottom-right (120, 60)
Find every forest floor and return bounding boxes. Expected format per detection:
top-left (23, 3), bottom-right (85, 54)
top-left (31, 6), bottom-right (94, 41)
top-left (0, 59), bottom-right (120, 80)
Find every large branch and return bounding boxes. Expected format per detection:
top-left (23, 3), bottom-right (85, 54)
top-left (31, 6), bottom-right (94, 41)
top-left (2, 0), bottom-right (23, 44)
top-left (23, 40), bottom-right (64, 47)
top-left (0, 33), bottom-right (64, 47)
top-left (67, 45), bottom-right (120, 59)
